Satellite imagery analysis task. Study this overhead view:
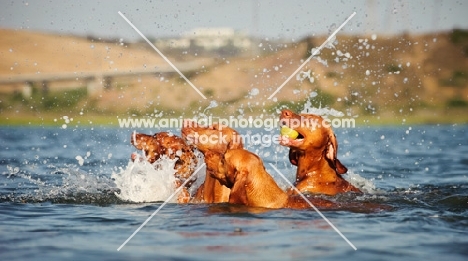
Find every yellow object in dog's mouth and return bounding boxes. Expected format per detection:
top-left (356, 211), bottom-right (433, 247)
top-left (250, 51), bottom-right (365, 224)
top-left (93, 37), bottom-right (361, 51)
top-left (280, 126), bottom-right (299, 139)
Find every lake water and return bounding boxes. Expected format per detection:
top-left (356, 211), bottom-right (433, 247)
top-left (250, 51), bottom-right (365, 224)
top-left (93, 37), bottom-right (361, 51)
top-left (1, 125), bottom-right (467, 261)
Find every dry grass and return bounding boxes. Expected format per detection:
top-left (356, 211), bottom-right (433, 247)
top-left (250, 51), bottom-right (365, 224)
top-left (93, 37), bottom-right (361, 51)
top-left (0, 28), bottom-right (166, 75)
top-left (1, 28), bottom-right (467, 125)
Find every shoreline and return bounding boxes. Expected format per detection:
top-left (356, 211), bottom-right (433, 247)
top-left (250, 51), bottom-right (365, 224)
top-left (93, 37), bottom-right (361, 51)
top-left (1, 111), bottom-right (467, 128)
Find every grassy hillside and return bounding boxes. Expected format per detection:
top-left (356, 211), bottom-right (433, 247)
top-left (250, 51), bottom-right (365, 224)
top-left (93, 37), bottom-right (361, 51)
top-left (1, 28), bottom-right (467, 126)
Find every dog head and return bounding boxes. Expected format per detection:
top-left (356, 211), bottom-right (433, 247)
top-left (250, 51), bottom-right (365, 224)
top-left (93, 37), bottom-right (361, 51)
top-left (181, 120), bottom-right (243, 155)
top-left (130, 132), bottom-right (161, 163)
top-left (279, 109), bottom-right (347, 174)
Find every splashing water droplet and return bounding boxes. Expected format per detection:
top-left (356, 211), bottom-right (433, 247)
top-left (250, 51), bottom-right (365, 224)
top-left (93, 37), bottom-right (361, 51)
top-left (75, 156), bottom-right (84, 166)
top-left (203, 100), bottom-right (218, 114)
top-left (249, 88), bottom-right (259, 96)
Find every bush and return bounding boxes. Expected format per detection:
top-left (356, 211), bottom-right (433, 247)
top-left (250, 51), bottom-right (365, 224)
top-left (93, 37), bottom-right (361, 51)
top-left (450, 29), bottom-right (468, 44)
top-left (386, 64), bottom-right (402, 73)
top-left (268, 89), bottom-right (335, 113)
top-left (446, 98), bottom-right (468, 108)
top-left (41, 87), bottom-right (88, 110)
top-left (269, 100), bottom-right (306, 113)
top-left (439, 70), bottom-right (467, 88)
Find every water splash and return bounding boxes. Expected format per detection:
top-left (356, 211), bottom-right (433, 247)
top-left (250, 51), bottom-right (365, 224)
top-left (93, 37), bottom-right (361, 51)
top-left (1, 150), bottom-right (206, 205)
top-left (1, 164), bottom-right (119, 204)
top-left (203, 100), bottom-right (219, 114)
top-left (111, 148), bottom-right (207, 203)
top-left (111, 156), bottom-right (178, 203)
top-left (301, 99), bottom-right (346, 117)
top-left (345, 171), bottom-right (382, 195)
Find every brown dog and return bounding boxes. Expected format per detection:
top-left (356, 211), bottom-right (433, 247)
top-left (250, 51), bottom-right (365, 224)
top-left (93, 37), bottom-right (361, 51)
top-left (220, 149), bottom-right (336, 209)
top-left (181, 121), bottom-right (238, 203)
top-left (279, 109), bottom-right (361, 196)
top-left (182, 121), bottom-right (335, 209)
top-left (130, 131), bottom-right (198, 202)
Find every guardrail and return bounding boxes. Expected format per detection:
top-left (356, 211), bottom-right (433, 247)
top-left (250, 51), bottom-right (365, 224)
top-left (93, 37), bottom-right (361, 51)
top-left (0, 60), bottom-right (208, 97)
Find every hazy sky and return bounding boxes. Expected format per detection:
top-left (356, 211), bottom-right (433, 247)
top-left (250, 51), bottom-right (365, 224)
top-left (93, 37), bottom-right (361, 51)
top-left (1, 0), bottom-right (467, 41)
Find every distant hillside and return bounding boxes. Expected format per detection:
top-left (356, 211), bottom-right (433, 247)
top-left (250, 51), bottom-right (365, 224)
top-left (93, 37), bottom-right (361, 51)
top-left (0, 28), bottom-right (167, 75)
top-left (1, 28), bottom-right (467, 125)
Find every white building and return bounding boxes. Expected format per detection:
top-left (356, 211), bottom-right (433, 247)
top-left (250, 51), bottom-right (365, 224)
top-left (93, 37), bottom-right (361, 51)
top-left (155, 27), bottom-right (251, 53)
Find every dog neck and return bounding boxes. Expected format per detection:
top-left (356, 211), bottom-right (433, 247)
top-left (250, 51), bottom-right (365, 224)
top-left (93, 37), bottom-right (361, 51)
top-left (295, 149), bottom-right (339, 184)
top-left (225, 150), bottom-right (289, 208)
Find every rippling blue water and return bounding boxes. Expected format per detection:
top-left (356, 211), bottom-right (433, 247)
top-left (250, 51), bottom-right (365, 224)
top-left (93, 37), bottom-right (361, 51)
top-left (1, 125), bottom-right (467, 261)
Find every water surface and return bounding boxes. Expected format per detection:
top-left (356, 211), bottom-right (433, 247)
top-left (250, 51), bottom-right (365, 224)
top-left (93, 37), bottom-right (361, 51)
top-left (1, 125), bottom-right (467, 260)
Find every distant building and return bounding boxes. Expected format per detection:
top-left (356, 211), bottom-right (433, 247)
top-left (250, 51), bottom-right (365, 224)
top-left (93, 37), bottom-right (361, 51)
top-left (155, 27), bottom-right (252, 55)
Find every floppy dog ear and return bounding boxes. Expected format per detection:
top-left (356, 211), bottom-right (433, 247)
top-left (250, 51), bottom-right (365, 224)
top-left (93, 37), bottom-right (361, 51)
top-left (227, 140), bottom-right (243, 150)
top-left (326, 133), bottom-right (337, 162)
top-left (335, 159), bottom-right (348, 175)
top-left (227, 133), bottom-right (243, 150)
top-left (326, 133), bottom-right (348, 174)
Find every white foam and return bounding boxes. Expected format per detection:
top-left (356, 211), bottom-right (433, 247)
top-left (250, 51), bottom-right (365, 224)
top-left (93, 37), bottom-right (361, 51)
top-left (344, 171), bottom-right (383, 195)
top-left (300, 99), bottom-right (345, 117)
top-left (111, 155), bottom-right (179, 203)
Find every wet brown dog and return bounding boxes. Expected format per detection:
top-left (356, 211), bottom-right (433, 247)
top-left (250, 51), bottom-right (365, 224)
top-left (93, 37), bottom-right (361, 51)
top-left (181, 121), bottom-right (238, 204)
top-left (182, 121), bottom-right (335, 209)
top-left (279, 109), bottom-right (361, 196)
top-left (131, 131), bottom-right (198, 203)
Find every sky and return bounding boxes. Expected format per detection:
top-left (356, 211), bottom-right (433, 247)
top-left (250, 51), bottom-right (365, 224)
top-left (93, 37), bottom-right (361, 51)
top-left (0, 0), bottom-right (467, 42)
